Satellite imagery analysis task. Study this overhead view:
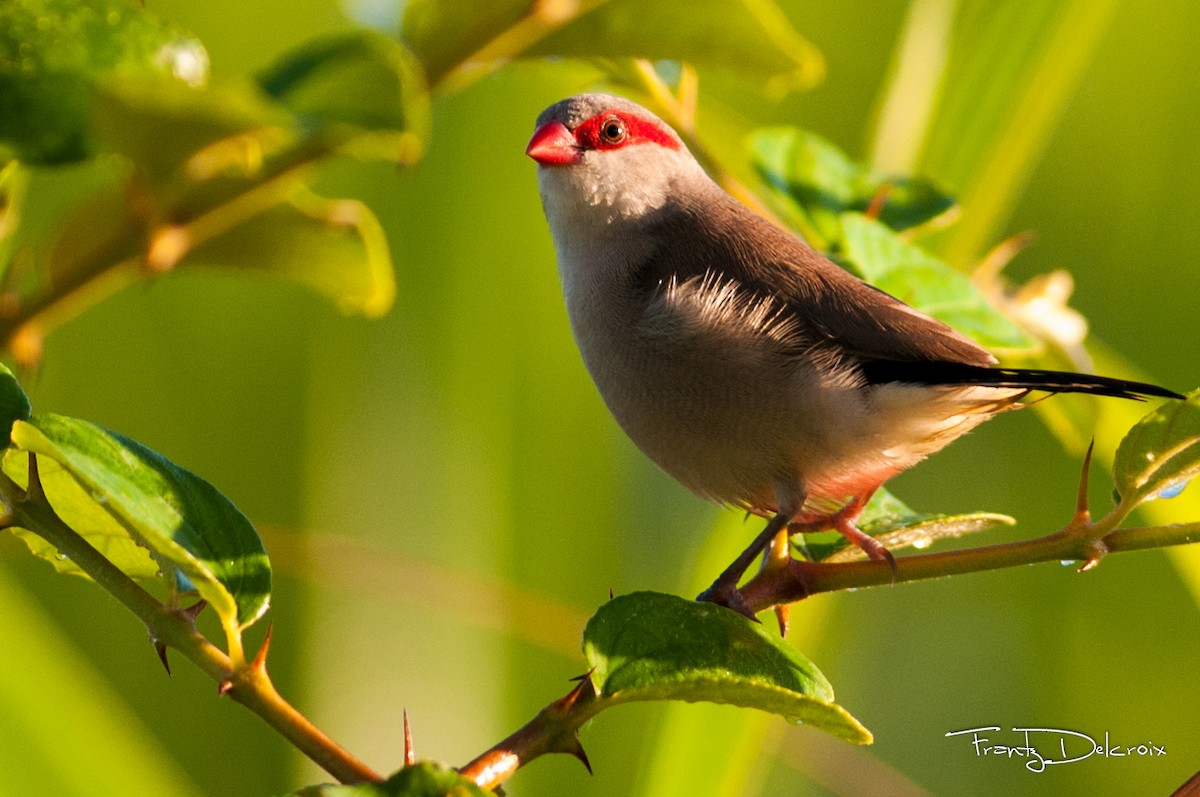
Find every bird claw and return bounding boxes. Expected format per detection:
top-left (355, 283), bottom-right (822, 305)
top-left (697, 580), bottom-right (759, 622)
top-left (879, 546), bottom-right (898, 583)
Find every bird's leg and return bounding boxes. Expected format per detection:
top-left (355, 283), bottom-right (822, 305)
top-left (830, 489), bottom-right (897, 580)
top-left (697, 509), bottom-right (792, 620)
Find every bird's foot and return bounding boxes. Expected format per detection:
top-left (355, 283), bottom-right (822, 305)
top-left (696, 578), bottom-right (759, 622)
top-left (838, 520), bottom-right (897, 582)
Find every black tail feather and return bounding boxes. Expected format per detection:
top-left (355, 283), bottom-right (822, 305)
top-left (860, 361), bottom-right (1184, 402)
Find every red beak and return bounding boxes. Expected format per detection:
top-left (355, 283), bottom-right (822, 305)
top-left (526, 120), bottom-right (581, 166)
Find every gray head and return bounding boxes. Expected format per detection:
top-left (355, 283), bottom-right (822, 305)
top-left (533, 93), bottom-right (686, 147)
top-left (526, 93), bottom-right (710, 229)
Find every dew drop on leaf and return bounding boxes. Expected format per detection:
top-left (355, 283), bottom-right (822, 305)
top-left (1152, 481), bottom-right (1188, 500)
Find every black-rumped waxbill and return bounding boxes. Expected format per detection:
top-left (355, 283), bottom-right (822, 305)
top-left (525, 93), bottom-right (1182, 617)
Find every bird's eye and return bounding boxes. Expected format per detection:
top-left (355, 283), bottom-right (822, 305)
top-left (600, 117), bottom-right (627, 144)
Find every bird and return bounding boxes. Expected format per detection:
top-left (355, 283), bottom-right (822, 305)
top-left (525, 92), bottom-right (1182, 618)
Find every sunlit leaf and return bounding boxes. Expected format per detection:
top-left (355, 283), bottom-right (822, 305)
top-left (404, 0), bottom-right (823, 95)
top-left (178, 190), bottom-right (396, 318)
top-left (258, 30), bottom-right (430, 162)
top-left (1112, 391), bottom-right (1200, 508)
top-left (530, 0), bottom-right (823, 95)
top-left (289, 762), bottom-right (488, 796)
top-left (795, 488), bottom-right (1015, 563)
top-left (840, 213), bottom-right (1033, 352)
top-left (751, 126), bottom-right (955, 243)
top-left (0, 0), bottom-right (208, 164)
top-left (2, 414), bottom-right (270, 628)
top-left (584, 591), bottom-right (871, 743)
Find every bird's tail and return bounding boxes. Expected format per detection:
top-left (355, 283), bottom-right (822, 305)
top-left (862, 361), bottom-right (1184, 402)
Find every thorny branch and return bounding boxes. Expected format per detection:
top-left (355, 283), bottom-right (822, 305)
top-left (0, 453), bottom-right (380, 785)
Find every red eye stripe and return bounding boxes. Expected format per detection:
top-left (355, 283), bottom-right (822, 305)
top-left (574, 110), bottom-right (681, 152)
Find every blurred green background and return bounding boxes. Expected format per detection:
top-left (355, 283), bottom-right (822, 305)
top-left (1, 1), bottom-right (1198, 796)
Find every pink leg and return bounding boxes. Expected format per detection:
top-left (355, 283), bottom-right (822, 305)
top-left (822, 488), bottom-right (897, 579)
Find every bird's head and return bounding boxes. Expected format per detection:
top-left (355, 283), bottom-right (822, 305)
top-left (526, 93), bottom-right (708, 227)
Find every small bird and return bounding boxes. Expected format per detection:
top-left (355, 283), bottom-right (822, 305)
top-left (526, 93), bottom-right (1181, 616)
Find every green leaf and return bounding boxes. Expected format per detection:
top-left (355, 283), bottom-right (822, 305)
top-left (2, 414), bottom-right (270, 628)
top-left (8, 470), bottom-right (162, 582)
top-left (288, 762), bottom-right (489, 797)
top-left (0, 0), bottom-right (209, 164)
top-left (795, 489), bottom-right (1016, 563)
top-left (91, 77), bottom-right (292, 188)
top-left (257, 30), bottom-right (430, 162)
top-left (751, 127), bottom-right (956, 243)
top-left (584, 591), bottom-right (871, 743)
top-left (1112, 390), bottom-right (1200, 508)
top-left (839, 213), bottom-right (1034, 352)
top-left (0, 362), bottom-right (32, 440)
top-left (400, 0), bottom-right (527, 85)
top-left (179, 190), bottom-right (396, 318)
top-left (403, 0), bottom-right (823, 94)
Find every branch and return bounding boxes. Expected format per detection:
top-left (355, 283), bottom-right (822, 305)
top-left (0, 133), bottom-right (341, 367)
top-left (0, 462), bottom-right (381, 785)
top-left (738, 521), bottom-right (1200, 613)
top-left (459, 676), bottom-right (599, 791)
top-left (458, 513), bottom-right (1200, 791)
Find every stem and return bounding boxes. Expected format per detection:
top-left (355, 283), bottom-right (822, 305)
top-left (459, 677), bottom-right (600, 791)
top-left (0, 133), bottom-right (342, 365)
top-left (0, 468), bottom-right (381, 785)
top-left (739, 521), bottom-right (1200, 612)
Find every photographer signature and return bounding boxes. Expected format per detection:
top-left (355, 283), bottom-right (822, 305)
top-left (945, 726), bottom-right (1166, 773)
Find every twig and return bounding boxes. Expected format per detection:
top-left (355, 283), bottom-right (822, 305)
top-left (738, 521), bottom-right (1200, 613)
top-left (0, 463), bottom-right (381, 785)
top-left (459, 676), bottom-right (598, 790)
top-left (0, 132), bottom-right (343, 367)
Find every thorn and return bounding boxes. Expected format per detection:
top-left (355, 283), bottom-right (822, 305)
top-left (565, 734), bottom-right (592, 775)
top-left (25, 451), bottom-right (45, 503)
top-left (608, 587), bottom-right (614, 601)
top-left (181, 599), bottom-right (207, 625)
top-left (760, 529), bottom-right (793, 636)
top-left (1073, 438), bottom-right (1095, 528)
top-left (218, 678), bottom-right (234, 696)
top-left (250, 623), bottom-right (272, 675)
top-left (568, 667), bottom-right (595, 683)
top-left (774, 604), bottom-right (790, 637)
top-left (562, 671), bottom-right (594, 706)
top-left (403, 709), bottom-right (415, 766)
top-left (154, 641), bottom-right (171, 676)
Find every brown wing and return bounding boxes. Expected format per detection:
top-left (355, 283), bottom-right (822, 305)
top-left (641, 187), bottom-right (996, 369)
